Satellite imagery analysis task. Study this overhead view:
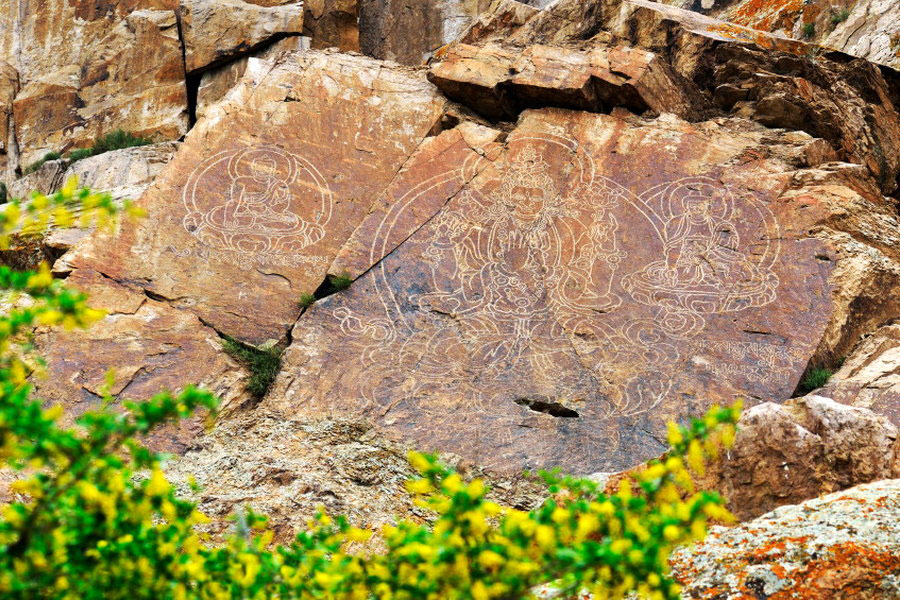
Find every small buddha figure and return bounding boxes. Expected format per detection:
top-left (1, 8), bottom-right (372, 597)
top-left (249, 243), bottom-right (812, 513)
top-left (661, 193), bottom-right (742, 290)
top-left (221, 154), bottom-right (300, 232)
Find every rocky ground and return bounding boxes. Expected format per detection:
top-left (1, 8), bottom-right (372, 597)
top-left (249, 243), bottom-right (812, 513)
top-left (1, 0), bottom-right (899, 596)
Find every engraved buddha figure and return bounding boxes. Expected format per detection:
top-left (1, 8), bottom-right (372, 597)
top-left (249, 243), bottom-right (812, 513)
top-left (221, 155), bottom-right (300, 232)
top-left (662, 193), bottom-right (742, 289)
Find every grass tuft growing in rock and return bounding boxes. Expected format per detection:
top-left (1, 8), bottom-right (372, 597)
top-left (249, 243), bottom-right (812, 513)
top-left (798, 365), bottom-right (833, 395)
top-left (831, 9), bottom-right (851, 24)
top-left (23, 151), bottom-right (62, 175)
top-left (802, 22), bottom-right (816, 39)
top-left (221, 334), bottom-right (282, 398)
top-left (66, 129), bottom-right (153, 164)
top-left (298, 292), bottom-right (316, 309)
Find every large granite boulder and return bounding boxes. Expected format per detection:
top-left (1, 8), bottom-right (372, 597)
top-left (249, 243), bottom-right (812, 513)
top-left (821, 322), bottom-right (900, 426)
top-left (672, 479), bottom-right (900, 599)
top-left (695, 396), bottom-right (899, 521)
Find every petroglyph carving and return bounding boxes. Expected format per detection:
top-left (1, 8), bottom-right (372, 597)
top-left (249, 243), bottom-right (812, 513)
top-left (182, 145), bottom-right (333, 268)
top-left (332, 133), bottom-right (782, 453)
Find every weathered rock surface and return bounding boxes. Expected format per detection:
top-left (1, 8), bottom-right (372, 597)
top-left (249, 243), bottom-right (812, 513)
top-left (162, 409), bottom-right (544, 544)
top-left (0, 2), bottom-right (188, 171)
top-left (304, 0), bottom-right (360, 52)
top-left (696, 396), bottom-right (899, 521)
top-left (33, 269), bottom-right (250, 454)
top-left (62, 50), bottom-right (448, 346)
top-left (672, 479), bottom-right (900, 599)
top-left (429, 42), bottom-right (698, 120)
top-left (822, 322), bottom-right (900, 426)
top-left (179, 0), bottom-right (304, 74)
top-left (196, 37), bottom-right (308, 122)
top-left (262, 106), bottom-right (900, 475)
top-left (457, 0), bottom-right (900, 196)
top-left (359, 0), bottom-right (493, 64)
top-left (665, 0), bottom-right (900, 71)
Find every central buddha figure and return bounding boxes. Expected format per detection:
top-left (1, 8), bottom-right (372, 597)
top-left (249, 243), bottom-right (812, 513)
top-left (221, 154), bottom-right (300, 232)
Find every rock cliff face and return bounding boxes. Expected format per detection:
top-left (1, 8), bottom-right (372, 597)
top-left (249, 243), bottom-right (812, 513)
top-left (665, 0), bottom-right (900, 71)
top-left (1, 0), bottom-right (900, 581)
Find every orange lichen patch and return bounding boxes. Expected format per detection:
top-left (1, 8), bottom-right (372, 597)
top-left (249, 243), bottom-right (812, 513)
top-left (769, 542), bottom-right (900, 599)
top-left (728, 0), bottom-right (806, 30)
top-left (706, 21), bottom-right (810, 56)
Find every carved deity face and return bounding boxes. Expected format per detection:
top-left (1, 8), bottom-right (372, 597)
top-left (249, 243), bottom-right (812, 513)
top-left (250, 157), bottom-right (278, 183)
top-left (509, 184), bottom-right (550, 222)
top-left (684, 195), bottom-right (712, 223)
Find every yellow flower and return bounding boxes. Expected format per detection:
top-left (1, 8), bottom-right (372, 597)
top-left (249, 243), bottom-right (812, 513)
top-left (536, 525), bottom-right (555, 549)
top-left (406, 478), bottom-right (433, 495)
top-left (663, 525), bottom-right (681, 542)
top-left (471, 580), bottom-right (489, 600)
top-left (146, 468), bottom-right (170, 496)
top-left (478, 550), bottom-right (504, 569)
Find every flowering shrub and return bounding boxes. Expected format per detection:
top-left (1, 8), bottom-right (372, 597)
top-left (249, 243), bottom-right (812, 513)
top-left (0, 180), bottom-right (741, 599)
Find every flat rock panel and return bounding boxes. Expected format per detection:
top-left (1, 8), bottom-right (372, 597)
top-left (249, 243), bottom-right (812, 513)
top-left (66, 51), bottom-right (448, 344)
top-left (268, 109), bottom-right (836, 474)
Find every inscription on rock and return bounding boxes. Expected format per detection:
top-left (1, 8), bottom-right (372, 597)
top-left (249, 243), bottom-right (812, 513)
top-left (181, 145), bottom-right (333, 269)
top-left (271, 112), bottom-right (832, 473)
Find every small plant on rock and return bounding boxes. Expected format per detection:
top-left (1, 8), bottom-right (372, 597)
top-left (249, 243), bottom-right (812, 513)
top-left (831, 8), bottom-right (851, 24)
top-left (66, 130), bottom-right (153, 164)
top-left (298, 292), bottom-right (317, 309)
top-left (221, 334), bottom-right (283, 399)
top-left (798, 365), bottom-right (833, 394)
top-left (328, 271), bottom-right (353, 291)
top-left (22, 151), bottom-right (63, 175)
top-left (802, 22), bottom-right (816, 39)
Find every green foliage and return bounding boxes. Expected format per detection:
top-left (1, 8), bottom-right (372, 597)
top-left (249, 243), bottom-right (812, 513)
top-left (23, 151), bottom-right (63, 176)
top-left (831, 9), bottom-right (851, 24)
top-left (798, 366), bottom-right (833, 394)
top-left (67, 148), bottom-right (94, 162)
top-left (802, 22), bottom-right (816, 39)
top-left (298, 292), bottom-right (317, 309)
top-left (220, 335), bottom-right (282, 399)
top-left (327, 272), bottom-right (353, 292)
top-left (66, 130), bottom-right (153, 164)
top-left (0, 180), bottom-right (741, 599)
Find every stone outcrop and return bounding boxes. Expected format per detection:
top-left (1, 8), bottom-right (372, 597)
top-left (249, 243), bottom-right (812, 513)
top-left (696, 396), bottom-right (899, 521)
top-left (428, 43), bottom-right (699, 120)
top-left (178, 0), bottom-right (304, 74)
top-left (0, 2), bottom-right (188, 175)
top-left (672, 479), bottom-right (900, 599)
top-left (0, 143), bottom-right (179, 271)
top-left (459, 0), bottom-right (900, 196)
top-left (822, 322), bottom-right (900, 426)
top-left (665, 0), bottom-right (900, 71)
